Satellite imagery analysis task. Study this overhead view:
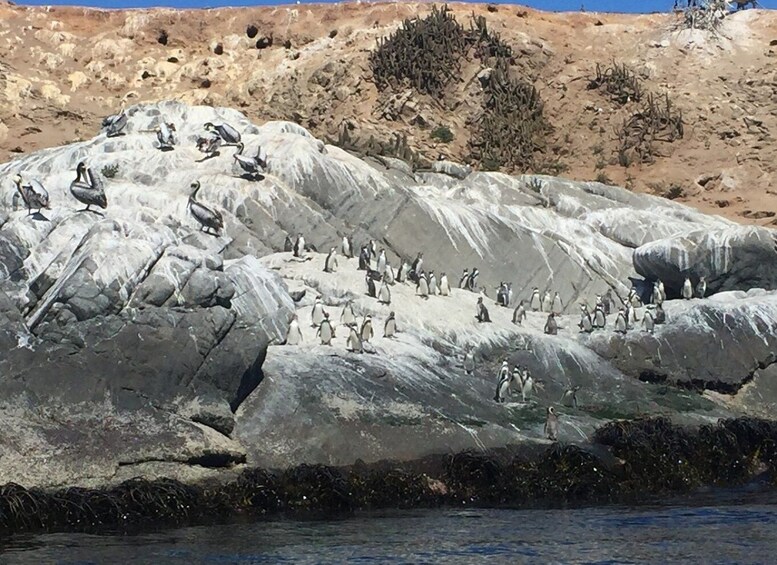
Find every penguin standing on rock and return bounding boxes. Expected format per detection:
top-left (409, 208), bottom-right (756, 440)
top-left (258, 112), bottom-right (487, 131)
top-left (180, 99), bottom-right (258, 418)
top-left (324, 247), bottom-right (338, 273)
top-left (520, 368), bottom-right (534, 402)
top-left (360, 316), bottom-right (374, 343)
top-left (311, 296), bottom-right (326, 327)
top-left (459, 269), bottom-right (470, 289)
top-left (551, 292), bottom-right (563, 315)
top-left (541, 290), bottom-right (552, 313)
top-left (614, 309), bottom-right (627, 334)
top-left (544, 407), bottom-right (559, 441)
top-left (340, 301), bottom-right (356, 327)
top-left (378, 280), bottom-right (391, 305)
top-left (428, 271), bottom-right (439, 296)
top-left (530, 288), bottom-right (541, 311)
top-left (358, 245), bottom-right (371, 270)
top-left (654, 303), bottom-right (667, 325)
top-left (642, 308), bottom-right (655, 333)
top-left (493, 360), bottom-right (512, 403)
top-left (593, 304), bottom-right (606, 329)
top-left (463, 351), bottom-right (475, 375)
top-left (476, 296), bottom-right (491, 323)
top-left (377, 249), bottom-right (387, 276)
top-left (696, 276), bottom-right (707, 298)
top-left (682, 277), bottom-right (693, 300)
top-left (284, 234), bottom-right (294, 252)
top-left (652, 281), bottom-right (664, 306)
top-left (384, 311), bottom-right (397, 338)
top-left (561, 386), bottom-right (580, 408)
top-left (579, 305), bottom-right (593, 333)
top-left (513, 301), bottom-right (527, 325)
top-left (341, 235), bottom-right (353, 259)
top-left (285, 314), bottom-right (303, 345)
top-left (417, 272), bottom-right (430, 299)
top-left (467, 268), bottom-right (480, 292)
top-left (368, 240), bottom-right (377, 261)
top-left (397, 261), bottom-right (409, 283)
top-left (366, 272), bottom-right (377, 298)
top-left (293, 234), bottom-right (306, 258)
top-left (544, 312), bottom-right (558, 335)
top-left (384, 264), bottom-right (395, 285)
top-left (347, 327), bottom-right (363, 353)
top-left (440, 272), bottom-right (451, 296)
top-left (317, 312), bottom-right (335, 345)
top-left (410, 253), bottom-right (424, 283)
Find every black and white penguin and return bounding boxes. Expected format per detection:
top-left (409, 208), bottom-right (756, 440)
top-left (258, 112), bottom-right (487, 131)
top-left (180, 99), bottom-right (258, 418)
top-left (285, 314), bottom-right (303, 345)
top-left (561, 386), bottom-right (580, 408)
top-left (360, 315), bottom-right (374, 342)
top-left (428, 271), bottom-right (438, 296)
top-left (579, 305), bottom-right (593, 333)
top-left (368, 240), bottom-right (377, 261)
top-left (493, 360), bottom-right (512, 403)
top-left (614, 309), bottom-right (627, 334)
top-left (658, 280), bottom-right (666, 303)
top-left (512, 301), bottom-right (527, 325)
top-left (376, 249), bottom-right (387, 276)
top-left (341, 235), bottom-right (353, 258)
top-left (311, 296), bottom-right (325, 327)
top-left (467, 268), bottom-right (480, 292)
top-left (530, 287), bottom-right (541, 311)
top-left (417, 272), bottom-right (430, 299)
top-left (410, 253), bottom-right (424, 283)
top-left (624, 303), bottom-right (636, 327)
top-left (496, 283), bottom-right (509, 307)
top-left (384, 264), bottom-right (396, 285)
top-left (520, 368), bottom-right (534, 403)
top-left (654, 303), bottom-right (666, 325)
top-left (358, 246), bottom-right (371, 270)
top-left (378, 281), bottom-right (391, 305)
top-left (682, 277), bottom-right (693, 300)
top-left (695, 276), bottom-right (707, 298)
top-left (642, 308), bottom-right (655, 333)
top-left (507, 283), bottom-right (514, 307)
top-left (284, 234), bottom-right (294, 253)
top-left (293, 233), bottom-right (306, 258)
top-left (541, 290), bottom-right (552, 313)
top-left (463, 351), bottom-right (475, 375)
top-left (544, 312), bottom-right (558, 335)
top-left (476, 296), bottom-right (491, 323)
top-left (544, 407), bottom-right (559, 441)
top-left (397, 261), bottom-right (409, 283)
top-left (317, 312), bottom-right (335, 345)
top-left (324, 247), bottom-right (338, 273)
top-left (440, 272), bottom-right (451, 296)
top-left (340, 301), bottom-right (356, 327)
top-left (384, 311), bottom-right (397, 338)
top-left (347, 326), bottom-right (363, 353)
top-left (602, 289), bottom-right (614, 315)
top-left (652, 281), bottom-right (664, 306)
top-left (459, 269), bottom-right (470, 289)
top-left (551, 292), bottom-right (563, 315)
top-left (593, 304), bottom-right (606, 329)
top-left (366, 272), bottom-right (377, 298)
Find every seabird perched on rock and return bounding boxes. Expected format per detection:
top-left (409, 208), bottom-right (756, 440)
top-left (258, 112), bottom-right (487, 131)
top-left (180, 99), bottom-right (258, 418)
top-left (12, 174), bottom-right (49, 216)
top-left (102, 105), bottom-right (128, 137)
top-left (187, 181), bottom-right (223, 235)
top-left (204, 121), bottom-right (241, 145)
top-left (476, 296), bottom-right (491, 323)
top-left (69, 162), bottom-right (107, 213)
top-left (696, 276), bottom-right (707, 298)
top-left (142, 122), bottom-right (177, 150)
top-left (544, 406), bottom-right (559, 441)
top-left (544, 312), bottom-right (558, 335)
top-left (682, 277), bottom-right (693, 300)
top-left (233, 142), bottom-right (267, 179)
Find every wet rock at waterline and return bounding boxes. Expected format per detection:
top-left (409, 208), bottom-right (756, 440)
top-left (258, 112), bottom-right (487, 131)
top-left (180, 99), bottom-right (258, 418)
top-left (0, 101), bottom-right (775, 487)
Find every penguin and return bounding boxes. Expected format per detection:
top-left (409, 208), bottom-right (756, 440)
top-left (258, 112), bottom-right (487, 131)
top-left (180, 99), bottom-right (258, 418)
top-left (493, 360), bottom-right (511, 403)
top-left (467, 268), bottom-right (479, 292)
top-left (627, 287), bottom-right (641, 308)
top-left (642, 308), bottom-right (655, 333)
top-left (579, 305), bottom-right (593, 333)
top-left (285, 314), bottom-right (303, 345)
top-left (360, 315), bottom-right (374, 342)
top-left (397, 261), bottom-right (409, 283)
top-left (368, 240), bottom-right (377, 261)
top-left (463, 351), bottom-right (475, 375)
top-left (625, 303), bottom-right (636, 327)
top-left (417, 272), bottom-right (429, 299)
top-left (520, 368), bottom-right (534, 403)
top-left (476, 296), bottom-right (491, 323)
top-left (544, 406), bottom-right (559, 441)
top-left (507, 283), bottom-right (514, 307)
top-left (652, 281), bottom-right (664, 306)
top-left (496, 282), bottom-right (509, 307)
top-left (410, 252), bottom-right (423, 282)
top-left (293, 233), bottom-right (306, 258)
top-left (341, 235), bottom-right (353, 258)
top-left (551, 291), bottom-right (563, 315)
top-left (658, 280), bottom-right (666, 303)
top-left (284, 234), bottom-right (294, 253)
top-left (561, 386), bottom-right (580, 408)
top-left (654, 303), bottom-right (666, 325)
top-left (530, 288), bottom-right (541, 311)
top-left (459, 269), bottom-right (470, 289)
top-left (378, 281), bottom-right (391, 305)
top-left (376, 249), bottom-right (387, 276)
top-left (696, 276), bottom-right (707, 299)
top-left (311, 296), bottom-right (325, 327)
top-left (602, 289), bottom-right (614, 315)
top-left (544, 312), bottom-right (558, 335)
top-left (340, 301), bottom-right (356, 327)
top-left (682, 277), bottom-right (693, 300)
top-left (347, 326), bottom-right (363, 353)
top-left (440, 272), bottom-right (451, 296)
top-left (384, 264), bottom-right (395, 285)
top-left (512, 301), bottom-right (527, 325)
top-left (324, 247), bottom-right (338, 273)
top-left (317, 312), bottom-right (335, 345)
top-left (366, 272), bottom-right (377, 298)
top-left (384, 311), bottom-right (397, 338)
top-left (428, 271), bottom-right (438, 296)
top-left (358, 246), bottom-right (371, 270)
top-left (614, 309), bottom-right (627, 334)
top-left (541, 290), bottom-right (552, 313)
top-left (593, 305), bottom-right (606, 329)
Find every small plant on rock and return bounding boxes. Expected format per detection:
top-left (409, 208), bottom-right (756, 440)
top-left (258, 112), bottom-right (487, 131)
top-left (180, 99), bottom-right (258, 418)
top-left (101, 163), bottom-right (119, 179)
top-left (430, 125), bottom-right (454, 143)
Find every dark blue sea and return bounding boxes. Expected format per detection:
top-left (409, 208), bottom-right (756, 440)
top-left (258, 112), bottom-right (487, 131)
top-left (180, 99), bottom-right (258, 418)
top-left (3, 491), bottom-right (777, 564)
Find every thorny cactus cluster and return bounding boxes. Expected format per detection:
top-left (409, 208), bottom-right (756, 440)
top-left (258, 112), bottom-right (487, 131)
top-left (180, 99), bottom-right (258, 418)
top-left (369, 4), bottom-right (548, 172)
top-left (617, 93), bottom-right (684, 166)
top-left (331, 124), bottom-right (428, 169)
top-left (587, 61), bottom-right (643, 105)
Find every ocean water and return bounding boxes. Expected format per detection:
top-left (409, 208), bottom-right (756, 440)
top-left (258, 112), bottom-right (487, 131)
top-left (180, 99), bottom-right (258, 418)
top-left (3, 492), bottom-right (777, 564)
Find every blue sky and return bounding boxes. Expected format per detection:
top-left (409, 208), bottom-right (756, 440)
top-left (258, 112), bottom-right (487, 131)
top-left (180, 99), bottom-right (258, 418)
top-left (14, 0), bottom-right (776, 14)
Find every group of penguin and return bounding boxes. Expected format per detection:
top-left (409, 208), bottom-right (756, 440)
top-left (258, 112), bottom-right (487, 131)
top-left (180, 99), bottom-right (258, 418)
top-left (9, 106), bottom-right (265, 240)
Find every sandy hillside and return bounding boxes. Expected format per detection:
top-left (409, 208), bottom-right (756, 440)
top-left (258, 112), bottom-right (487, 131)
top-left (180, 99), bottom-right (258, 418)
top-left (0, 1), bottom-right (776, 225)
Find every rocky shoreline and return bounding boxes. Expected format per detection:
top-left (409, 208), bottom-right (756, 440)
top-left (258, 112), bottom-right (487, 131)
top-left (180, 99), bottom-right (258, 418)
top-left (1, 416), bottom-right (776, 537)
